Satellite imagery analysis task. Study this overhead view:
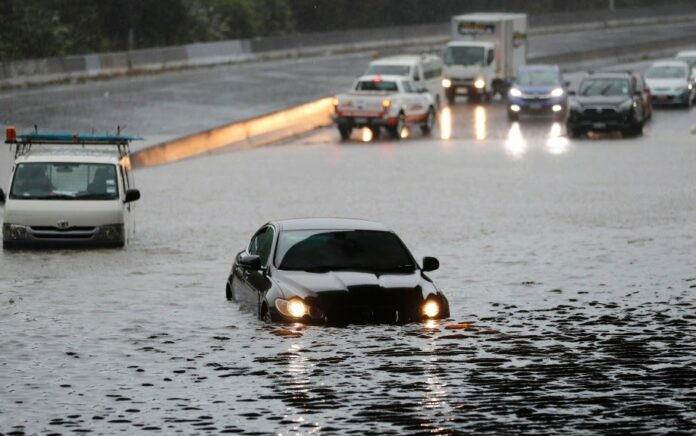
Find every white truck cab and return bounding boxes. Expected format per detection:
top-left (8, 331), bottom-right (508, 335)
top-left (443, 12), bottom-right (527, 103)
top-left (1, 129), bottom-right (141, 249)
top-left (365, 54), bottom-right (444, 107)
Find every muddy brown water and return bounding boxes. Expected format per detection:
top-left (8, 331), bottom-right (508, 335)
top-left (1, 103), bottom-right (695, 434)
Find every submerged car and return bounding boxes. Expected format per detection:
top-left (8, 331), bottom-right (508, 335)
top-left (566, 72), bottom-right (647, 137)
top-left (507, 64), bottom-right (569, 121)
top-left (226, 218), bottom-right (450, 325)
top-left (644, 60), bottom-right (695, 108)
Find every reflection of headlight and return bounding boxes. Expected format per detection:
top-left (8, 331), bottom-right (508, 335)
top-left (3, 223), bottom-right (28, 240)
top-left (276, 298), bottom-right (308, 319)
top-left (442, 78), bottom-right (452, 88)
top-left (422, 300), bottom-right (440, 318)
top-left (474, 79), bottom-right (486, 89)
top-left (97, 224), bottom-right (124, 241)
top-left (551, 87), bottom-right (564, 97)
top-left (509, 87), bottom-right (522, 97)
top-left (618, 99), bottom-right (634, 111)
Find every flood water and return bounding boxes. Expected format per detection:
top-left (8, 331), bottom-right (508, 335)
top-left (1, 102), bottom-right (695, 434)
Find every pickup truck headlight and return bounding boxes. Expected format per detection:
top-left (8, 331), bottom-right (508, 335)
top-left (509, 87), bottom-right (522, 97)
top-left (3, 223), bottom-right (28, 240)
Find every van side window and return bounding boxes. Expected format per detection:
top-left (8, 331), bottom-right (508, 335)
top-left (412, 68), bottom-right (420, 82)
top-left (401, 81), bottom-right (413, 93)
top-left (487, 49), bottom-right (495, 65)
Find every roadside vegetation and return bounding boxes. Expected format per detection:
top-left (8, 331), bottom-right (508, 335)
top-left (0, 0), bottom-right (692, 61)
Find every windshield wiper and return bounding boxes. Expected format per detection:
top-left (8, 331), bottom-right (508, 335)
top-left (74, 193), bottom-right (117, 199)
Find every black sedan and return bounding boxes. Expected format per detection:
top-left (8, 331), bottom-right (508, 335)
top-left (566, 72), bottom-right (647, 138)
top-left (226, 218), bottom-right (450, 325)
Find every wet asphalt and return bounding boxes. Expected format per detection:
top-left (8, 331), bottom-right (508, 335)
top-left (1, 91), bottom-right (695, 433)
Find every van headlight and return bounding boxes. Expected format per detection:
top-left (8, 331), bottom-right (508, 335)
top-left (97, 224), bottom-right (124, 241)
top-left (474, 79), bottom-right (486, 89)
top-left (442, 78), bottom-right (452, 88)
top-left (3, 223), bottom-right (28, 240)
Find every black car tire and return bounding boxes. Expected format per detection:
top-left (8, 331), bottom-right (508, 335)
top-left (388, 113), bottom-right (406, 139)
top-left (338, 125), bottom-right (351, 140)
top-left (420, 107), bottom-right (436, 135)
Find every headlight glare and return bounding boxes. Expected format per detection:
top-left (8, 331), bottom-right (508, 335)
top-left (551, 87), bottom-right (564, 97)
top-left (276, 298), bottom-right (308, 319)
top-left (422, 300), bottom-right (440, 318)
top-left (442, 78), bottom-right (452, 88)
top-left (474, 79), bottom-right (486, 89)
top-left (509, 87), bottom-right (522, 97)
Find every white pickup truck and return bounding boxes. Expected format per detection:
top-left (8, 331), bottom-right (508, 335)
top-left (332, 75), bottom-right (437, 140)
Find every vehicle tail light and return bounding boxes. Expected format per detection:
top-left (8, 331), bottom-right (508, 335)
top-left (6, 126), bottom-right (16, 143)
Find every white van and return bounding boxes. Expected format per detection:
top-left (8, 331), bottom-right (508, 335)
top-left (365, 54), bottom-right (445, 107)
top-left (1, 130), bottom-right (141, 249)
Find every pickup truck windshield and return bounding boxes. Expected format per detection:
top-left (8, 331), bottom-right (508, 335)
top-left (444, 46), bottom-right (484, 66)
top-left (366, 65), bottom-right (411, 76)
top-left (517, 70), bottom-right (560, 86)
top-left (578, 78), bottom-right (630, 97)
top-left (276, 230), bottom-right (415, 273)
top-left (10, 162), bottom-right (119, 200)
top-left (645, 66), bottom-right (687, 79)
top-left (355, 81), bottom-right (398, 92)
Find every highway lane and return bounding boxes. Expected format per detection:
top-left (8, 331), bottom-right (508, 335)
top-left (1, 83), bottom-right (695, 433)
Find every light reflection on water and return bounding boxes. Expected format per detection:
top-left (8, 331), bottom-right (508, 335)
top-left (439, 106), bottom-right (452, 140)
top-left (473, 105), bottom-right (487, 141)
top-left (505, 122), bottom-right (528, 158)
top-left (546, 122), bottom-right (570, 155)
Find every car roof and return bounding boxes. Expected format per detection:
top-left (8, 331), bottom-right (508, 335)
top-left (520, 64), bottom-right (560, 72)
top-left (370, 54), bottom-right (439, 66)
top-left (650, 60), bottom-right (689, 68)
top-left (584, 72), bottom-right (633, 80)
top-left (447, 40), bottom-right (491, 48)
top-left (274, 218), bottom-right (392, 232)
top-left (15, 149), bottom-right (122, 164)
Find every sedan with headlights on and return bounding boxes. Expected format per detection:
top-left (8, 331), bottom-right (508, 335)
top-left (507, 64), bottom-right (569, 121)
top-left (225, 218), bottom-right (450, 325)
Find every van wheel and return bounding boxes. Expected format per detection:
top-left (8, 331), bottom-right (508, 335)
top-left (338, 125), bottom-right (351, 140)
top-left (421, 107), bottom-right (436, 135)
top-left (388, 113), bottom-right (406, 139)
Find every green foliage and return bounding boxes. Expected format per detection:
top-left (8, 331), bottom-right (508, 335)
top-left (0, 0), bottom-right (692, 61)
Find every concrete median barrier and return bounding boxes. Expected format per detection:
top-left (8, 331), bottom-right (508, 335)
top-left (130, 97), bottom-right (335, 168)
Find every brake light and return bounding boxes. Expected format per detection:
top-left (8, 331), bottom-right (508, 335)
top-left (6, 126), bottom-right (16, 142)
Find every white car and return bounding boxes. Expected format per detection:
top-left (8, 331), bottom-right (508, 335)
top-left (1, 130), bottom-right (141, 249)
top-left (332, 75), bottom-right (437, 140)
top-left (644, 60), bottom-right (695, 107)
top-left (365, 54), bottom-right (444, 107)
top-left (675, 50), bottom-right (696, 77)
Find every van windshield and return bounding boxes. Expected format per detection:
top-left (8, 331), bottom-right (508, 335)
top-left (444, 46), bottom-right (484, 66)
top-left (366, 65), bottom-right (411, 76)
top-left (10, 163), bottom-right (119, 200)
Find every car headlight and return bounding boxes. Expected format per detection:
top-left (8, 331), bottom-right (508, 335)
top-left (569, 101), bottom-right (582, 112)
top-left (551, 87), bottom-right (564, 97)
top-left (3, 223), bottom-right (28, 240)
top-left (442, 78), bottom-right (452, 88)
top-left (97, 224), bottom-right (124, 241)
top-left (474, 79), bottom-right (486, 89)
top-left (509, 87), bottom-right (522, 97)
top-left (422, 300), bottom-right (440, 318)
top-left (276, 298), bottom-right (308, 319)
top-left (618, 99), bottom-right (635, 111)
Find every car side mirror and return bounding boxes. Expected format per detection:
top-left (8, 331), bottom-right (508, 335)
top-left (563, 80), bottom-right (571, 88)
top-left (124, 188), bottom-right (140, 203)
top-left (239, 254), bottom-right (262, 270)
top-left (0, 188), bottom-right (5, 203)
top-left (422, 256), bottom-right (439, 272)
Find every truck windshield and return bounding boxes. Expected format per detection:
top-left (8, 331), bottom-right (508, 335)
top-left (444, 46), bottom-right (484, 66)
top-left (276, 230), bottom-right (415, 273)
top-left (645, 66), bottom-right (687, 79)
top-left (366, 65), bottom-right (411, 76)
top-left (578, 79), bottom-right (630, 97)
top-left (10, 163), bottom-right (119, 200)
top-left (355, 81), bottom-right (398, 92)
top-left (517, 70), bottom-right (560, 86)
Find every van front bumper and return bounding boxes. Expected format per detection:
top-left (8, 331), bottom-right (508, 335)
top-left (3, 223), bottom-right (125, 249)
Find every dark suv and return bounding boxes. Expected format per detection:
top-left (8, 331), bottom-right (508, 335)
top-left (567, 72), bottom-right (647, 138)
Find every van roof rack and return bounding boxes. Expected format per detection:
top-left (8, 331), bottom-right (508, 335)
top-left (5, 127), bottom-right (142, 159)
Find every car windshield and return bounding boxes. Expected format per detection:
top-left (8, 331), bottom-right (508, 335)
top-left (443, 46), bottom-right (484, 66)
top-left (517, 69), bottom-right (560, 86)
top-left (578, 78), bottom-right (630, 96)
top-left (355, 80), bottom-right (398, 92)
top-left (276, 229), bottom-right (416, 272)
top-left (676, 57), bottom-right (696, 68)
top-left (10, 162), bottom-right (119, 200)
top-left (366, 65), bottom-right (411, 76)
top-left (645, 66), bottom-right (687, 79)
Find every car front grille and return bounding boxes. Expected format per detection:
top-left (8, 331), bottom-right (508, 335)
top-left (582, 107), bottom-right (620, 120)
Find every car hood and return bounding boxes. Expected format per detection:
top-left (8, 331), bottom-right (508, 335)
top-left (573, 95), bottom-right (631, 106)
top-left (514, 84), bottom-right (557, 95)
top-left (274, 269), bottom-right (434, 306)
top-left (645, 78), bottom-right (687, 89)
